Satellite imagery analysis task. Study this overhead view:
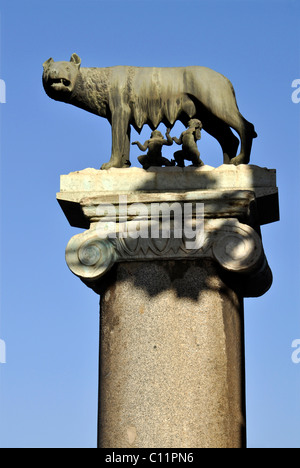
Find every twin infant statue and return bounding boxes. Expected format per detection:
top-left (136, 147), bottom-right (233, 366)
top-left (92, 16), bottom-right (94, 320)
top-left (132, 119), bottom-right (203, 170)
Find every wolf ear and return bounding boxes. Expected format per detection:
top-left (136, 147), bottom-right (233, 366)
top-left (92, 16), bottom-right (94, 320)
top-left (70, 53), bottom-right (81, 68)
top-left (43, 57), bottom-right (54, 69)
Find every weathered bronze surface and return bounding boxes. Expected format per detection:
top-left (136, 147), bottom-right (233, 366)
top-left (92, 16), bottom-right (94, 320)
top-left (43, 53), bottom-right (257, 169)
top-left (133, 128), bottom-right (174, 169)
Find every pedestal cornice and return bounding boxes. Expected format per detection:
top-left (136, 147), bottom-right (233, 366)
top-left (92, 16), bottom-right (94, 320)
top-left (58, 165), bottom-right (279, 298)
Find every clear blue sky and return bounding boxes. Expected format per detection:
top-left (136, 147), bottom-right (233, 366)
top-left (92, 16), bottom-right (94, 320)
top-left (0, 0), bottom-right (299, 448)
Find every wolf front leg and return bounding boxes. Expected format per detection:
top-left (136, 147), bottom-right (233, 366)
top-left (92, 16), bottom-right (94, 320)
top-left (121, 124), bottom-right (131, 167)
top-left (101, 107), bottom-right (131, 170)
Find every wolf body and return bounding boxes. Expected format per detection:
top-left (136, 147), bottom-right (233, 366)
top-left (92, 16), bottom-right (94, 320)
top-left (43, 53), bottom-right (257, 169)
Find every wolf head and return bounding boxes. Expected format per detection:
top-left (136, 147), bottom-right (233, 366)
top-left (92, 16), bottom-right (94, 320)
top-left (42, 53), bottom-right (81, 101)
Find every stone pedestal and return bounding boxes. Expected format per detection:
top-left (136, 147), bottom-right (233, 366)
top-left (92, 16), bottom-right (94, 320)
top-left (57, 165), bottom-right (279, 448)
top-left (98, 260), bottom-right (245, 448)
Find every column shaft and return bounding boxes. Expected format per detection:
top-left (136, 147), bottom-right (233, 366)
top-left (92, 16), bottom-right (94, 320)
top-left (98, 259), bottom-right (246, 448)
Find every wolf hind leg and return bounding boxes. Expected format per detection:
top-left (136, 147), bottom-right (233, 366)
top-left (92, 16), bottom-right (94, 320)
top-left (174, 150), bottom-right (185, 167)
top-left (226, 114), bottom-right (257, 165)
top-left (203, 117), bottom-right (240, 164)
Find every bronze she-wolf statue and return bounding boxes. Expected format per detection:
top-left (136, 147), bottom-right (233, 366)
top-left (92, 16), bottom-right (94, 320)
top-left (43, 53), bottom-right (257, 169)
